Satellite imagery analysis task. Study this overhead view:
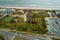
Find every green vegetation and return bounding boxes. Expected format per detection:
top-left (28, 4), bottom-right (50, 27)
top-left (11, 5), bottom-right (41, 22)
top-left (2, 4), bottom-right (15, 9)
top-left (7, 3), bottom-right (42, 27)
top-left (0, 10), bottom-right (49, 34)
top-left (0, 35), bottom-right (5, 40)
top-left (51, 37), bottom-right (60, 40)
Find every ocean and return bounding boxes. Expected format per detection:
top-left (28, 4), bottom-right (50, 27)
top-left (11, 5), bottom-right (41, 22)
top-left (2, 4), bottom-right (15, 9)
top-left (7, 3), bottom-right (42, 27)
top-left (0, 0), bottom-right (60, 8)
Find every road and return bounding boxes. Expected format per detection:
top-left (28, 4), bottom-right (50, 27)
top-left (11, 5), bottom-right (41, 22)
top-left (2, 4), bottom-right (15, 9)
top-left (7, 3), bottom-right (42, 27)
top-left (15, 33), bottom-right (51, 40)
top-left (0, 28), bottom-right (51, 40)
top-left (0, 13), bottom-right (7, 19)
top-left (0, 31), bottom-right (15, 40)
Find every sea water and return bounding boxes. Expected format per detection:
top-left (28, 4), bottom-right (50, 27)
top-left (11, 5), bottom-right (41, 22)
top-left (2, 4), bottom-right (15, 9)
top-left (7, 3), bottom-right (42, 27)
top-left (0, 0), bottom-right (60, 8)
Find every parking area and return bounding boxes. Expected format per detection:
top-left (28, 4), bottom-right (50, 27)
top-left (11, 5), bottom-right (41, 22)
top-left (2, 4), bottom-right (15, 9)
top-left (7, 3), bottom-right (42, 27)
top-left (45, 17), bottom-right (60, 37)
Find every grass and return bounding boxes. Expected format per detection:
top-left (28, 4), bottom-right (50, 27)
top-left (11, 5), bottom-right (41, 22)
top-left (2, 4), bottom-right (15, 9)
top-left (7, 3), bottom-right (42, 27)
top-left (0, 35), bottom-right (5, 40)
top-left (0, 10), bottom-right (49, 34)
top-left (51, 37), bottom-right (60, 40)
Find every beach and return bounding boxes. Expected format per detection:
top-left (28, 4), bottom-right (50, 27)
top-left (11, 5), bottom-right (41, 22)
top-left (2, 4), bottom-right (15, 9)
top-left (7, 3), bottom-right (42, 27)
top-left (0, 6), bottom-right (60, 10)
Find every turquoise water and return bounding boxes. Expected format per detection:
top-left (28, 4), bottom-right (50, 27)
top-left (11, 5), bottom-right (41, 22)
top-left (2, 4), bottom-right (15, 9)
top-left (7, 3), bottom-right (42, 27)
top-left (0, 0), bottom-right (60, 8)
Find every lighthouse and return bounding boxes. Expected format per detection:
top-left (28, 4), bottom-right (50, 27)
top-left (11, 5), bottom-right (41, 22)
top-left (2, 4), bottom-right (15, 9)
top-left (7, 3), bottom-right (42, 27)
top-left (24, 12), bottom-right (27, 22)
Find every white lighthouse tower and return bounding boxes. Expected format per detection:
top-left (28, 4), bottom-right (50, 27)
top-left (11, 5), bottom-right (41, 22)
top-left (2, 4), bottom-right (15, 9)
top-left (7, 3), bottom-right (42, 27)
top-left (24, 12), bottom-right (27, 22)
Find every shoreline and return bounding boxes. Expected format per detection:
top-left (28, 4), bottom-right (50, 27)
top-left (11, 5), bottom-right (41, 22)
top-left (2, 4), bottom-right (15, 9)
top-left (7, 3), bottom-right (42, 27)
top-left (0, 6), bottom-right (60, 10)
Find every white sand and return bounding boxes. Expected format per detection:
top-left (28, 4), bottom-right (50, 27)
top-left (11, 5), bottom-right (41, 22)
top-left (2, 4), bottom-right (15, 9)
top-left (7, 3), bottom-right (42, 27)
top-left (0, 6), bottom-right (60, 10)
